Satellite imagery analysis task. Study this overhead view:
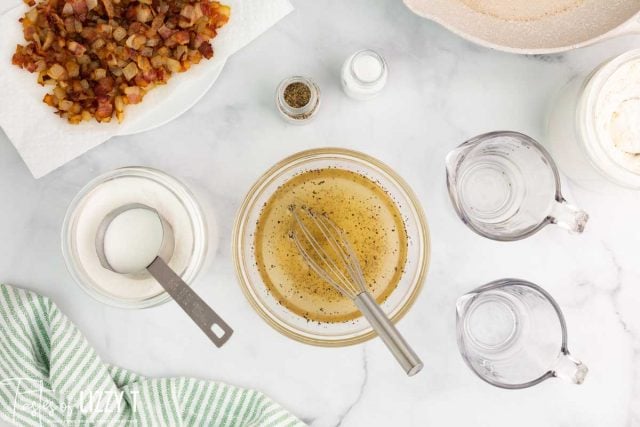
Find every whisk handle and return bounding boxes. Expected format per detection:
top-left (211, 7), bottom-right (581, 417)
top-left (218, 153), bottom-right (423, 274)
top-left (355, 292), bottom-right (423, 376)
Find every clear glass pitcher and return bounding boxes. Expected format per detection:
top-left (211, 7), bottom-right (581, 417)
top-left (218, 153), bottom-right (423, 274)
top-left (445, 131), bottom-right (589, 241)
top-left (456, 279), bottom-right (588, 389)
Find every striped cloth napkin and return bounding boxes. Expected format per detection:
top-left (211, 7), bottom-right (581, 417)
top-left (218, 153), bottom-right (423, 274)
top-left (0, 284), bottom-right (304, 426)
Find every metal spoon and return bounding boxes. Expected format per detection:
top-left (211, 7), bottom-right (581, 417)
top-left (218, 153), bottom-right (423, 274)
top-left (95, 203), bottom-right (233, 348)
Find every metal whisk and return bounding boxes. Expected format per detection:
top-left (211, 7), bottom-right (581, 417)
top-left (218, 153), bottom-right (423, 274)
top-left (290, 205), bottom-right (423, 376)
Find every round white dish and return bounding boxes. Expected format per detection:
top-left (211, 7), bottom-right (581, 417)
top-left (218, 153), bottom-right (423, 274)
top-left (1, 4), bottom-right (226, 137)
top-left (403, 0), bottom-right (640, 54)
top-left (116, 60), bottom-right (226, 136)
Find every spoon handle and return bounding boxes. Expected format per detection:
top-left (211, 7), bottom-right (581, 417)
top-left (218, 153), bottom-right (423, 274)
top-left (147, 257), bottom-right (233, 347)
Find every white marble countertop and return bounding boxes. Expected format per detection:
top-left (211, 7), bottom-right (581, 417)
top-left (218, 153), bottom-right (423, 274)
top-left (1, 1), bottom-right (639, 426)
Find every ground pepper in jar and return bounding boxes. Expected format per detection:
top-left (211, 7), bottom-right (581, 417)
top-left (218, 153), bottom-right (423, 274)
top-left (275, 76), bottom-right (320, 124)
top-left (284, 82), bottom-right (311, 108)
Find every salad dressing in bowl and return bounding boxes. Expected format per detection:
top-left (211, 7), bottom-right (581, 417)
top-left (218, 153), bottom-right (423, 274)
top-left (254, 168), bottom-right (408, 323)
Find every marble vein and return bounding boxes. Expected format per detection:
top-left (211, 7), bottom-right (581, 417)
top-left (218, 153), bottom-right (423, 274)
top-left (335, 348), bottom-right (368, 427)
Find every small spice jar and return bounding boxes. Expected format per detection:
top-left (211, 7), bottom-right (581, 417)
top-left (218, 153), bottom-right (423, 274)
top-left (275, 76), bottom-right (320, 124)
top-left (341, 49), bottom-right (388, 100)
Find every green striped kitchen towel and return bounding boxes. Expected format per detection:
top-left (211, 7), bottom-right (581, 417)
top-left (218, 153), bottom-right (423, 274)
top-left (0, 284), bottom-right (305, 427)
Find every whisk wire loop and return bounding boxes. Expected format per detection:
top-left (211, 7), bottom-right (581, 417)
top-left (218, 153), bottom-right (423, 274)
top-left (291, 208), bottom-right (356, 297)
top-left (312, 211), bottom-right (368, 291)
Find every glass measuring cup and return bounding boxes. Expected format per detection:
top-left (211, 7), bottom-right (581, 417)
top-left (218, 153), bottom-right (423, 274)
top-left (446, 131), bottom-right (589, 241)
top-left (456, 279), bottom-right (588, 389)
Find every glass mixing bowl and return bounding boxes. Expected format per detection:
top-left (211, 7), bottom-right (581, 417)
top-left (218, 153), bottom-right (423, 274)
top-left (233, 148), bottom-right (430, 346)
top-left (62, 167), bottom-right (208, 309)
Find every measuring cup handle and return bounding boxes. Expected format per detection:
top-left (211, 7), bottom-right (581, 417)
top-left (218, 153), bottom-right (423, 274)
top-left (354, 292), bottom-right (423, 376)
top-left (552, 352), bottom-right (588, 384)
top-left (550, 200), bottom-right (589, 234)
top-left (147, 257), bottom-right (233, 348)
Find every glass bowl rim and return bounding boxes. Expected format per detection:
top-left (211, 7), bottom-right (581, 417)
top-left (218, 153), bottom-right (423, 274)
top-left (232, 147), bottom-right (431, 346)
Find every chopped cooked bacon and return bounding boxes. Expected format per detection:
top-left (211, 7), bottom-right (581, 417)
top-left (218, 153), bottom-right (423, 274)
top-left (170, 30), bottom-right (191, 46)
top-left (135, 4), bottom-right (153, 22)
top-left (71, 0), bottom-right (88, 19)
top-left (95, 96), bottom-right (113, 121)
top-left (100, 0), bottom-right (114, 18)
top-left (198, 41), bottom-right (213, 59)
top-left (12, 0), bottom-right (230, 123)
top-left (179, 4), bottom-right (202, 27)
top-left (41, 31), bottom-right (54, 50)
top-left (66, 40), bottom-right (86, 56)
top-left (47, 63), bottom-right (67, 80)
top-left (94, 76), bottom-right (114, 96)
top-left (157, 24), bottom-right (175, 40)
top-left (62, 2), bottom-right (73, 15)
top-left (124, 86), bottom-right (142, 103)
top-left (141, 68), bottom-right (158, 82)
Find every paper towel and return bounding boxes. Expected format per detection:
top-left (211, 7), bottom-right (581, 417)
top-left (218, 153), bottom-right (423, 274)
top-left (0, 0), bottom-right (293, 178)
